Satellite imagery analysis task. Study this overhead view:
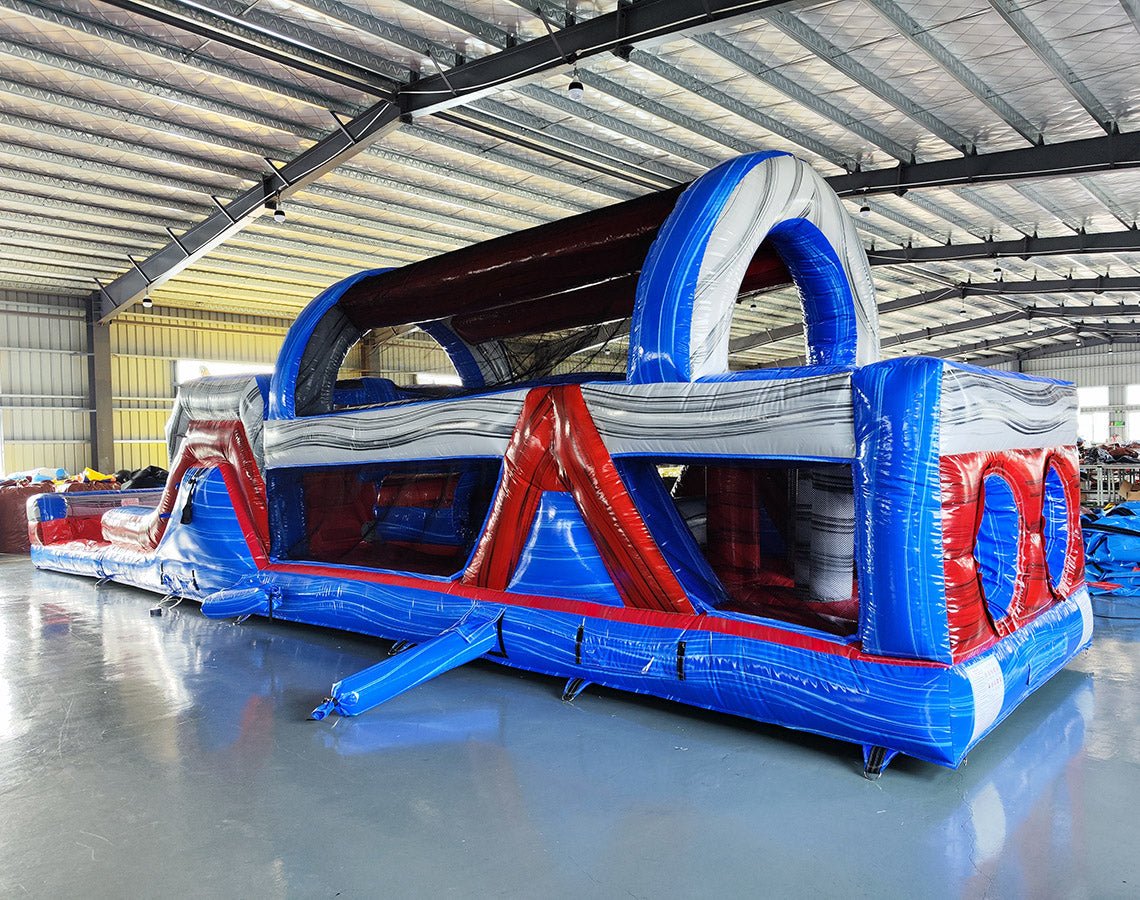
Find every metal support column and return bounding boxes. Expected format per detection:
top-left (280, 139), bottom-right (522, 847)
top-left (86, 296), bottom-right (115, 472)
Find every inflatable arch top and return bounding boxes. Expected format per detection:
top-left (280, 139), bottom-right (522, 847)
top-left (31, 151), bottom-right (1090, 777)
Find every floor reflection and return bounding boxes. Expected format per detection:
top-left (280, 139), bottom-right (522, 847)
top-left (1, 561), bottom-right (1134, 897)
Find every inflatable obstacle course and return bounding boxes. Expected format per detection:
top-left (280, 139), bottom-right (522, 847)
top-left (30, 152), bottom-right (1091, 776)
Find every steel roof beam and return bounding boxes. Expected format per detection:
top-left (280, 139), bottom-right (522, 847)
top-left (94, 0), bottom-right (808, 318)
top-left (988, 0), bottom-right (1117, 134)
top-left (0, 109), bottom-right (476, 248)
top-left (4, 187), bottom-right (418, 270)
top-left (953, 188), bottom-right (1034, 238)
top-left (1, 93), bottom-right (522, 244)
top-left (828, 131), bottom-right (1140, 196)
top-left (0, 218), bottom-right (360, 278)
top-left (947, 189), bottom-right (1066, 283)
top-left (972, 333), bottom-right (1140, 367)
top-left (0, 204), bottom-right (387, 273)
top-left (522, 79), bottom-right (724, 168)
top-left (3, 234), bottom-right (337, 291)
top-left (731, 274), bottom-right (1140, 353)
top-left (443, 105), bottom-right (688, 188)
top-left (279, 0), bottom-right (728, 184)
top-left (367, 0), bottom-right (723, 167)
top-left (96, 0), bottom-right (394, 96)
top-left (3, 0), bottom-right (637, 202)
top-left (0, 187), bottom-right (435, 266)
top-left (402, 122), bottom-right (634, 201)
top-left (880, 308), bottom-right (1059, 349)
top-left (1076, 177), bottom-right (1137, 229)
top-left (901, 194), bottom-right (990, 241)
top-left (325, 0), bottom-right (861, 174)
top-left (620, 48), bottom-right (855, 167)
top-left (867, 228), bottom-right (1140, 264)
top-left (1010, 183), bottom-right (1085, 233)
top-left (761, 314), bottom-right (1104, 367)
top-left (0, 68), bottom-right (579, 225)
top-left (855, 199), bottom-right (945, 242)
top-left (929, 326), bottom-right (1074, 360)
top-left (0, 80), bottom-right (586, 230)
top-left (0, 141), bottom-right (225, 202)
top-left (863, 0), bottom-right (1041, 145)
top-left (0, 34), bottom-right (325, 138)
top-left (0, 0), bottom-right (348, 109)
top-left (0, 106), bottom-right (245, 184)
top-left (8, 1), bottom-right (680, 200)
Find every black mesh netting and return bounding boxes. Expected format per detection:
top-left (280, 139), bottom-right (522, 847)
top-left (333, 319), bottom-right (631, 411)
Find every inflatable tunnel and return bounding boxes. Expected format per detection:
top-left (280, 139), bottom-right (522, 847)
top-left (29, 151), bottom-right (1091, 777)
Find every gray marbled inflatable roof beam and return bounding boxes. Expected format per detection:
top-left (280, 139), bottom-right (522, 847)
top-left (583, 374), bottom-right (855, 460)
top-left (264, 376), bottom-right (859, 468)
top-left (939, 368), bottom-right (1077, 455)
top-left (264, 391), bottom-right (530, 468)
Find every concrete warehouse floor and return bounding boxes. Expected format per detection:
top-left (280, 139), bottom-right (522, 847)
top-left (0, 555), bottom-right (1137, 898)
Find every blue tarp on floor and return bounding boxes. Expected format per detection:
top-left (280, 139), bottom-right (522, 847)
top-left (1083, 503), bottom-right (1140, 618)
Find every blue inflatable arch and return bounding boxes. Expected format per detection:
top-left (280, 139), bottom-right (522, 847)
top-left (627, 151), bottom-right (881, 383)
top-left (269, 268), bottom-right (511, 419)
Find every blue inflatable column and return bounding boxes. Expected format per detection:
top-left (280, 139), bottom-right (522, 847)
top-left (852, 357), bottom-right (951, 662)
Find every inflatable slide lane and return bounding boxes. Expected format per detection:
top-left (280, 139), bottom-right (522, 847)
top-left (30, 152), bottom-right (1090, 777)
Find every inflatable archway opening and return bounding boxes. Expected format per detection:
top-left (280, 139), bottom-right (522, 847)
top-left (628, 151), bottom-right (879, 383)
top-left (28, 151), bottom-right (1091, 774)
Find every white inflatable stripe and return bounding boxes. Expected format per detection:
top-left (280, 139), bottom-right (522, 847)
top-left (583, 373), bottom-right (855, 460)
top-left (1074, 585), bottom-right (1093, 647)
top-left (966, 655), bottom-right (1005, 745)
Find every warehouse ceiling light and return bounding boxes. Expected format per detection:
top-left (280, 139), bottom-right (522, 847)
top-left (568, 68), bottom-right (584, 101)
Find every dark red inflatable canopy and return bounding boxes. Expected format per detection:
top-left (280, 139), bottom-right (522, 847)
top-left (335, 187), bottom-right (792, 342)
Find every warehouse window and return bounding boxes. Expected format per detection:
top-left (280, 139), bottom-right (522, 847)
top-left (1126, 385), bottom-right (1140, 442)
top-left (1077, 385), bottom-right (1109, 408)
top-left (1079, 412), bottom-right (1110, 444)
top-left (1077, 384), bottom-right (1110, 444)
top-left (174, 359), bottom-right (273, 386)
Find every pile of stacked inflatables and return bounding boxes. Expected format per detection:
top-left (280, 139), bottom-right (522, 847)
top-left (0, 478), bottom-right (54, 553)
top-left (0, 468), bottom-right (117, 553)
top-left (1083, 503), bottom-right (1140, 617)
top-left (1079, 441), bottom-right (1140, 465)
top-left (1, 465), bottom-right (172, 553)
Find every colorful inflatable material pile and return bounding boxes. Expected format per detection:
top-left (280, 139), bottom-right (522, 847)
top-left (1, 469), bottom-right (120, 553)
top-left (29, 152), bottom-right (1091, 776)
top-left (1082, 503), bottom-right (1140, 618)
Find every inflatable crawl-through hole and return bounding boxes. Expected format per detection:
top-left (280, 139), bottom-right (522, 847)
top-left (1042, 463), bottom-right (1071, 594)
top-left (975, 473), bottom-right (1021, 622)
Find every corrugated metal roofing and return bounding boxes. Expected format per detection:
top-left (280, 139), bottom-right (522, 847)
top-left (0, 0), bottom-right (1137, 367)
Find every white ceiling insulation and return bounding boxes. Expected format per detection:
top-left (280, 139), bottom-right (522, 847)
top-left (0, 0), bottom-right (1137, 367)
